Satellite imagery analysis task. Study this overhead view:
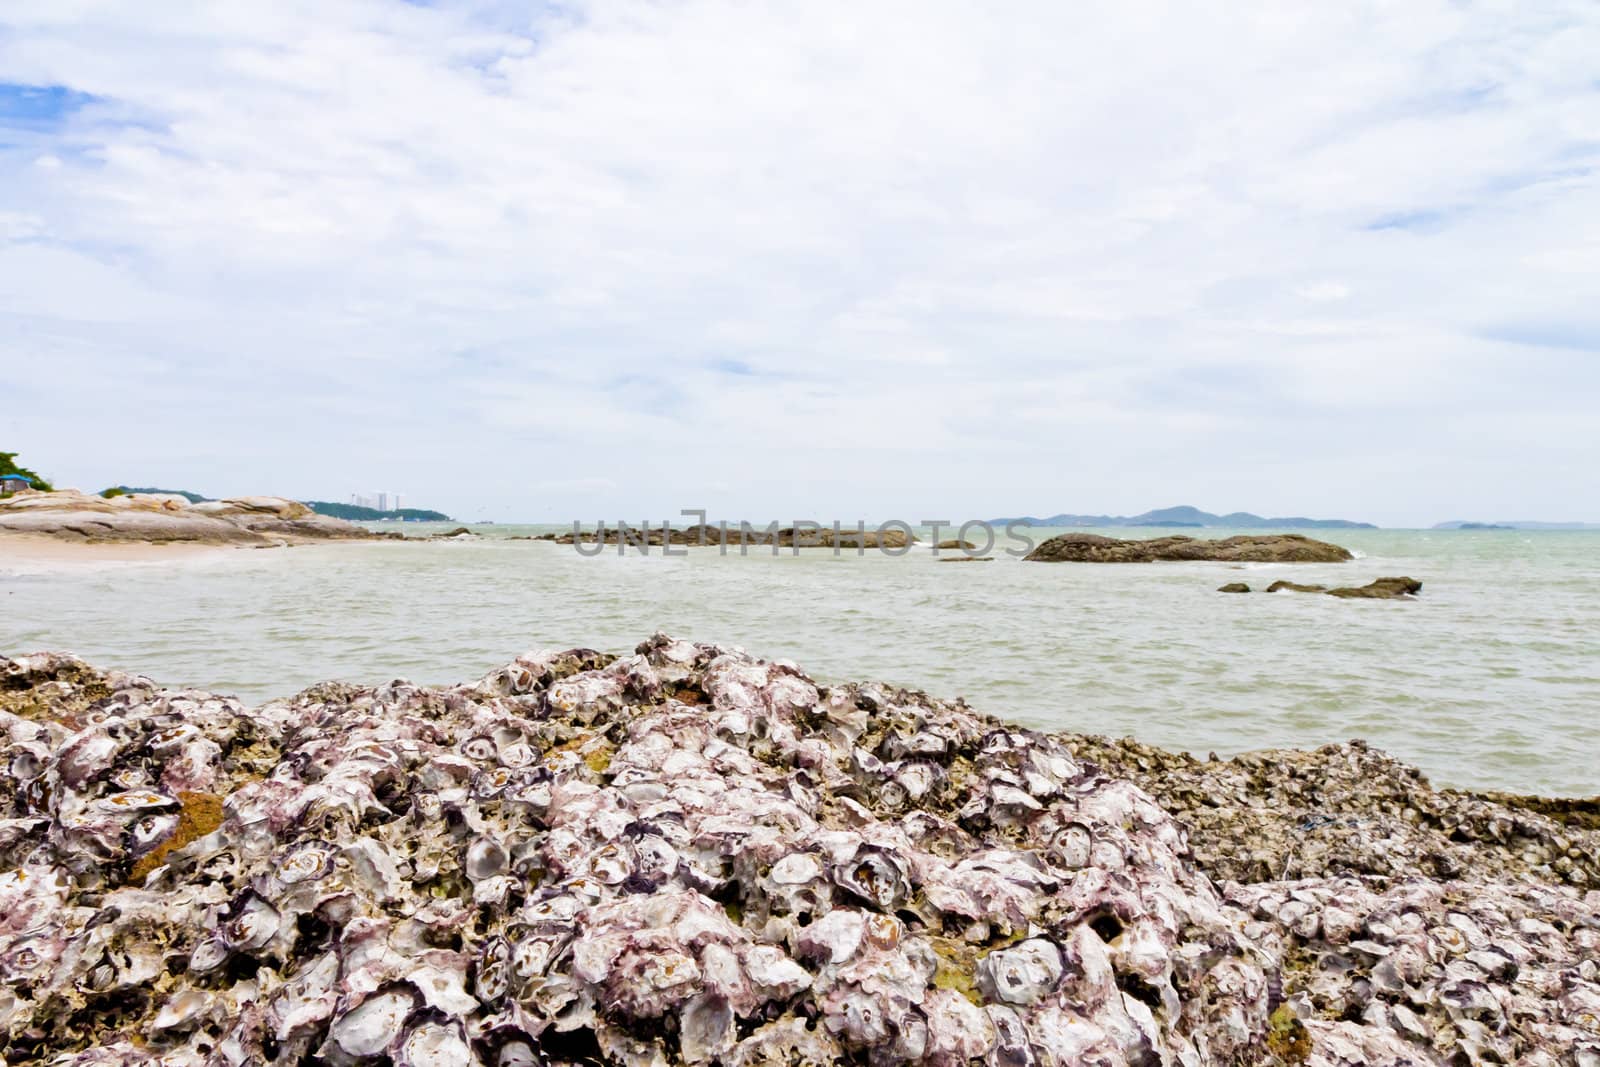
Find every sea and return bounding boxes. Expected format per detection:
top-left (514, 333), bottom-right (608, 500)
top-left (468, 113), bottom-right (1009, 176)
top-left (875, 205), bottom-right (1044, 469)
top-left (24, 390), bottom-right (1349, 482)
top-left (3, 525), bottom-right (1596, 798)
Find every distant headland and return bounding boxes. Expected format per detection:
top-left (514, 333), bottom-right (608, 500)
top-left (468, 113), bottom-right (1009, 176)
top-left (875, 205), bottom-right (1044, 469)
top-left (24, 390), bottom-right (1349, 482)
top-left (1, 449), bottom-right (459, 547)
top-left (992, 505), bottom-right (1377, 529)
top-left (1433, 519), bottom-right (1599, 530)
top-left (303, 500), bottom-right (453, 522)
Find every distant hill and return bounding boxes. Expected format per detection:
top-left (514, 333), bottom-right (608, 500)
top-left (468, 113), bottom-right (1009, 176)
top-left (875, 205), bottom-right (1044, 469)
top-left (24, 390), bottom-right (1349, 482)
top-left (993, 505), bottom-right (1376, 529)
top-left (306, 500), bottom-right (453, 522)
top-left (109, 486), bottom-right (211, 503)
top-left (1433, 520), bottom-right (1598, 530)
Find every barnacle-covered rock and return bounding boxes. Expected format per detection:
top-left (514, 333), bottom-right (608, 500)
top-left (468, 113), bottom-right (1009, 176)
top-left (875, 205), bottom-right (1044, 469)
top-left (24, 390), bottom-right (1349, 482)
top-left (1231, 876), bottom-right (1600, 1065)
top-left (1064, 734), bottom-right (1600, 888)
top-left (0, 639), bottom-right (1594, 1065)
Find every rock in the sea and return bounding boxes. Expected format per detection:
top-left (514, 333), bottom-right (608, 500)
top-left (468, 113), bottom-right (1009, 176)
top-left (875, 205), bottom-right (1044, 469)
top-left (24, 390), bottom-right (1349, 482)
top-left (1025, 533), bottom-right (1352, 563)
top-left (545, 525), bottom-right (918, 550)
top-left (1265, 577), bottom-right (1421, 599)
top-left (822, 527), bottom-right (913, 549)
top-left (0, 639), bottom-right (1594, 1066)
top-left (1326, 576), bottom-right (1422, 599)
top-left (0, 490), bottom-right (386, 546)
top-left (1217, 582), bottom-right (1251, 593)
top-left (1265, 580), bottom-right (1327, 594)
top-left (935, 540), bottom-right (977, 550)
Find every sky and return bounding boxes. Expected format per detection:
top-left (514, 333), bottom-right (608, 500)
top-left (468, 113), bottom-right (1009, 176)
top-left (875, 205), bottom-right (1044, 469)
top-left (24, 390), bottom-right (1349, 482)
top-left (1, 2), bottom-right (1597, 527)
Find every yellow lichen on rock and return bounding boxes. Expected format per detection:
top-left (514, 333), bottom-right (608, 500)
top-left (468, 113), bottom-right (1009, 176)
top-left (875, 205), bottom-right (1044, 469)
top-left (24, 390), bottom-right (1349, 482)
top-left (1266, 1004), bottom-right (1311, 1064)
top-left (129, 791), bottom-right (224, 883)
top-left (929, 936), bottom-right (981, 1005)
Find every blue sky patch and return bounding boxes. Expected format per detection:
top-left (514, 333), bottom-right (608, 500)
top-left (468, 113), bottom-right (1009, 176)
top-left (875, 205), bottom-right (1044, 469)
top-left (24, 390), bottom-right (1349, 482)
top-left (1364, 209), bottom-right (1451, 233)
top-left (1478, 322), bottom-right (1600, 353)
top-left (0, 83), bottom-right (97, 129)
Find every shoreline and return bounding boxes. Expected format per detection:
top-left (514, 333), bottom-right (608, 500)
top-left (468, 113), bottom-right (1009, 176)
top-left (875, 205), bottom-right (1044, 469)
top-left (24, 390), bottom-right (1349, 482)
top-left (1, 635), bottom-right (1595, 1063)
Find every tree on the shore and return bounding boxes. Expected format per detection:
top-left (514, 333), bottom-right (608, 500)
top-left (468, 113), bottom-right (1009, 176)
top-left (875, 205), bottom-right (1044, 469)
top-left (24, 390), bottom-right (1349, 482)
top-left (0, 451), bottom-right (53, 492)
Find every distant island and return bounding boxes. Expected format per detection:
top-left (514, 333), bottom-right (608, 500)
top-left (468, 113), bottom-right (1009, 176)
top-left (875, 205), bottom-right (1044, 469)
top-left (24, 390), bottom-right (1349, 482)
top-left (1433, 520), bottom-right (1598, 530)
top-left (305, 500), bottom-right (453, 522)
top-left (993, 505), bottom-right (1376, 529)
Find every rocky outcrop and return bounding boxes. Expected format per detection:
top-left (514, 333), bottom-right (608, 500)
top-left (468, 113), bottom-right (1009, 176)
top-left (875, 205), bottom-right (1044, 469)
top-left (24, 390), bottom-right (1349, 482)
top-left (0, 639), bottom-right (1594, 1065)
top-left (1025, 533), bottom-right (1353, 564)
top-left (1061, 734), bottom-right (1597, 888)
top-left (1263, 578), bottom-right (1422, 599)
top-left (1327, 577), bottom-right (1422, 599)
top-left (1265, 580), bottom-right (1328, 594)
top-left (1217, 582), bottom-right (1251, 593)
top-left (1063, 734), bottom-right (1600, 1064)
top-left (540, 525), bottom-right (917, 550)
top-left (0, 490), bottom-right (389, 546)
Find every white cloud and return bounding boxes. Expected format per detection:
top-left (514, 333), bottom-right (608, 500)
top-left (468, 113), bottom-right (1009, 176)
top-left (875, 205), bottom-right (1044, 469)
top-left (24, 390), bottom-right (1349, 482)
top-left (0, 0), bottom-right (1597, 524)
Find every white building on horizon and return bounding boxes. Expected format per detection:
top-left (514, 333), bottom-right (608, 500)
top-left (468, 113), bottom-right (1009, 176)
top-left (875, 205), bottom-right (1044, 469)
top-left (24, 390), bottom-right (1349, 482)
top-left (350, 491), bottom-right (403, 512)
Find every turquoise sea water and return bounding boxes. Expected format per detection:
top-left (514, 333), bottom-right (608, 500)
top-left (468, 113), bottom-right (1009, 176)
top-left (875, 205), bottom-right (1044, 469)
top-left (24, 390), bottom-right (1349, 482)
top-left (3, 525), bottom-right (1597, 797)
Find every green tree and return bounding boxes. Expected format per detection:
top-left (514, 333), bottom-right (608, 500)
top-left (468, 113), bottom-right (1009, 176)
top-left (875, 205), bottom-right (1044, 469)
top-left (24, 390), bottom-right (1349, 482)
top-left (0, 452), bottom-right (54, 493)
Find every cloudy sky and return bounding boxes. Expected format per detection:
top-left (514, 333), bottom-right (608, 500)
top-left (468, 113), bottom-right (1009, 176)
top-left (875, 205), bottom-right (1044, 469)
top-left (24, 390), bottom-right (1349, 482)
top-left (1, 2), bottom-right (1597, 526)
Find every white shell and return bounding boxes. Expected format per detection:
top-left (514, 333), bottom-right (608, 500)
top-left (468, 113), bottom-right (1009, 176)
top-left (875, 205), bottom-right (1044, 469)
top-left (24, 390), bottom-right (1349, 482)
top-left (328, 989), bottom-right (413, 1058)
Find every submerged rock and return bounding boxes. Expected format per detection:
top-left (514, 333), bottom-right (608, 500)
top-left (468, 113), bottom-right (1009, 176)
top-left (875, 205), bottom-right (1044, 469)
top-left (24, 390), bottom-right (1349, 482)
top-left (1025, 533), bottom-right (1352, 564)
top-left (1217, 583), bottom-right (1251, 593)
top-left (0, 638), bottom-right (1594, 1065)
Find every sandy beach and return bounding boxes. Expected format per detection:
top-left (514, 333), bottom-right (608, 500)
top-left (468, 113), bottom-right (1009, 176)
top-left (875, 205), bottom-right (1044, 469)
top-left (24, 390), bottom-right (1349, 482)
top-left (0, 533), bottom-right (246, 566)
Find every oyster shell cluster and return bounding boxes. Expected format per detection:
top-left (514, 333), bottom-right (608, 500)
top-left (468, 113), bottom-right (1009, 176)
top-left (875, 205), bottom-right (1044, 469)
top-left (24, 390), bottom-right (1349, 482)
top-left (1060, 734), bottom-right (1600, 887)
top-left (1233, 877), bottom-right (1600, 1065)
top-left (1, 636), bottom-right (1596, 1066)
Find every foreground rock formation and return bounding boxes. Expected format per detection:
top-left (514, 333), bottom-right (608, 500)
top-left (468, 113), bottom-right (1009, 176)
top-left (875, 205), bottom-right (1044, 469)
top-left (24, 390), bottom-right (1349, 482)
top-left (1025, 533), bottom-right (1353, 564)
top-left (0, 639), bottom-right (1595, 1066)
top-left (0, 491), bottom-right (387, 546)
